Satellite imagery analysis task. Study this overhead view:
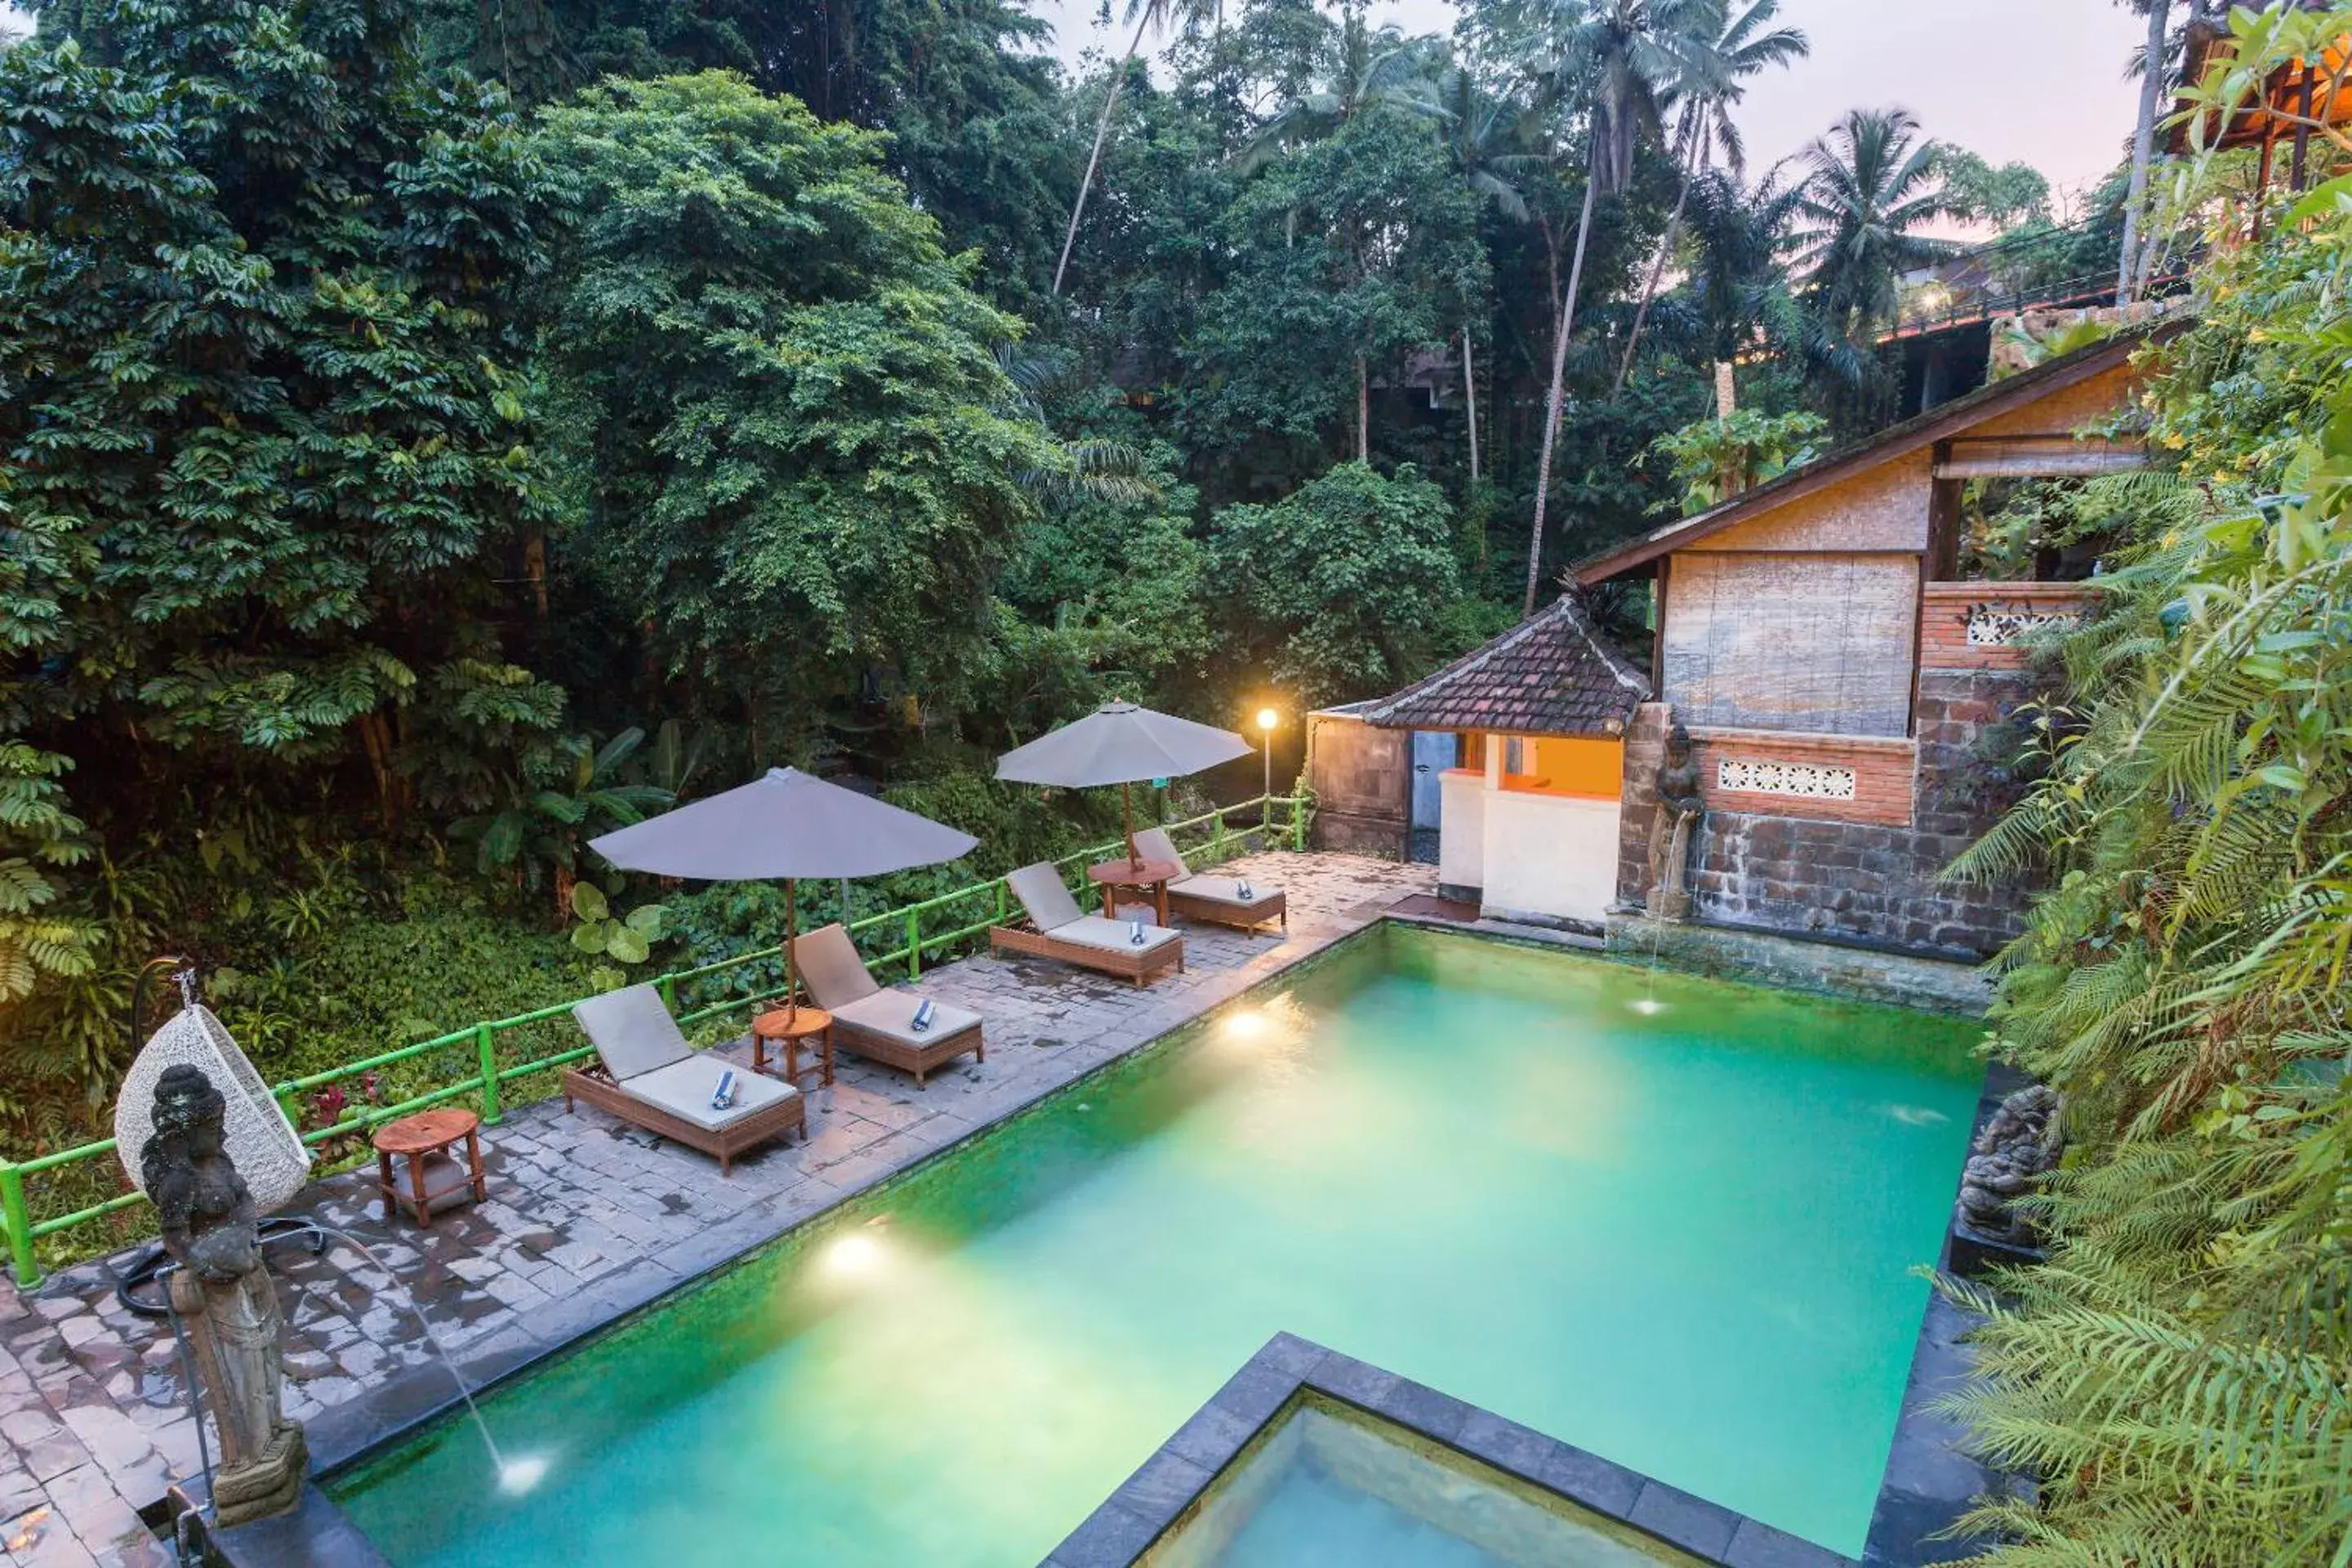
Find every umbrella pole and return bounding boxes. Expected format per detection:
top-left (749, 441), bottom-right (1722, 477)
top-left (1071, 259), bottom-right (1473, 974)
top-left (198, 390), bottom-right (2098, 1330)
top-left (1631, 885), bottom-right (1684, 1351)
top-left (784, 877), bottom-right (799, 1026)
top-left (1123, 781), bottom-right (1140, 867)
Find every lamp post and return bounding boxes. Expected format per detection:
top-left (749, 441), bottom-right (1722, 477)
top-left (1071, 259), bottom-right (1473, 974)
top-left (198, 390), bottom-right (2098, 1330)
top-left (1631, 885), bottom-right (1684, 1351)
top-left (1255, 707), bottom-right (1279, 818)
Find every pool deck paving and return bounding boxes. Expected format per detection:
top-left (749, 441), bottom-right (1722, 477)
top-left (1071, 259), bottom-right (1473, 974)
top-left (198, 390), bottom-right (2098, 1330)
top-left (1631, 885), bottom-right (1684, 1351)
top-left (0, 849), bottom-right (1437, 1568)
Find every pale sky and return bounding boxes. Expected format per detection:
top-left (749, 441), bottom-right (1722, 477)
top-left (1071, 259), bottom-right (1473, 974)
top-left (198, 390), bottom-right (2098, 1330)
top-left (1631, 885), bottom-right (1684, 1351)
top-left (1027, 0), bottom-right (2149, 203)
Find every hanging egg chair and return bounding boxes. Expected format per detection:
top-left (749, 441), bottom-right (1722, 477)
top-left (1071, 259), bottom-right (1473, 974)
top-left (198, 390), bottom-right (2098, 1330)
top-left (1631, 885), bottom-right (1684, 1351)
top-left (113, 969), bottom-right (313, 1217)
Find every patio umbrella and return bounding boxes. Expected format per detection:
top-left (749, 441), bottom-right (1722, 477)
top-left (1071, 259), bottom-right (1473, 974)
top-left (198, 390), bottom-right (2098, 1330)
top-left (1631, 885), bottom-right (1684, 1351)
top-left (588, 768), bottom-right (977, 1021)
top-left (996, 701), bottom-right (1250, 866)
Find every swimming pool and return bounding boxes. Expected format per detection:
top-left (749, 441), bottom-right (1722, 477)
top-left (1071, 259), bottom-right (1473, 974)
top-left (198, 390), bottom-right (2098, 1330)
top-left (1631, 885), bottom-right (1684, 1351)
top-left (331, 925), bottom-right (1980, 1564)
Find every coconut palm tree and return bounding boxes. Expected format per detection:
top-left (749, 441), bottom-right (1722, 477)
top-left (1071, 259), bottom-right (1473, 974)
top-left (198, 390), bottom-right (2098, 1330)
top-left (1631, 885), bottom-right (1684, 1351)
top-left (1612, 0), bottom-right (1807, 393)
top-left (2116, 0), bottom-right (2172, 302)
top-left (1236, 13), bottom-right (1447, 171)
top-left (1236, 14), bottom-right (1450, 460)
top-left (1054, 0), bottom-right (1223, 298)
top-left (1792, 107), bottom-right (1962, 350)
top-left (1517, 0), bottom-right (1729, 616)
top-left (1437, 69), bottom-right (1544, 485)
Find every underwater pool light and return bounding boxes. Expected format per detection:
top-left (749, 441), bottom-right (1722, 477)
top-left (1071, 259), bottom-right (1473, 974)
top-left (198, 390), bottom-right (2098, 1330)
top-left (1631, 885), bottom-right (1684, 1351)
top-left (823, 1233), bottom-right (885, 1276)
top-left (497, 1454), bottom-right (550, 1496)
top-left (1629, 997), bottom-right (1666, 1017)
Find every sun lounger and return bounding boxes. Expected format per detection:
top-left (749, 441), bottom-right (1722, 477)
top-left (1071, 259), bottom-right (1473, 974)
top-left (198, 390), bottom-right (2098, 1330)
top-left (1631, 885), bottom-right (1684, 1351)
top-left (791, 923), bottom-right (985, 1088)
top-left (1131, 828), bottom-right (1287, 933)
top-left (563, 985), bottom-right (803, 1174)
top-left (989, 863), bottom-right (1185, 987)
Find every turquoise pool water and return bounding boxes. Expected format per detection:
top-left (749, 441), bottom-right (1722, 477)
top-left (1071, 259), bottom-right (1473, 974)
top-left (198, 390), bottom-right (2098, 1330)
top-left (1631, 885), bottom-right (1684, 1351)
top-left (332, 927), bottom-right (1980, 1564)
top-left (1174, 1398), bottom-right (1696, 1567)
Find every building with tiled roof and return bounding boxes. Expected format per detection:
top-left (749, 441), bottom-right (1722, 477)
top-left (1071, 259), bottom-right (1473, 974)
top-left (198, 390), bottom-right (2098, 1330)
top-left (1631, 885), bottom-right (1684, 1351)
top-left (1317, 323), bottom-right (2174, 949)
top-left (1356, 595), bottom-right (1650, 739)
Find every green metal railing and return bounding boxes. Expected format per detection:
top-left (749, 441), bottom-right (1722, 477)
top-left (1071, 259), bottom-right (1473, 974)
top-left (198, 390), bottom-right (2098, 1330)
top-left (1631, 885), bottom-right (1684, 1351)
top-left (0, 795), bottom-right (1311, 1286)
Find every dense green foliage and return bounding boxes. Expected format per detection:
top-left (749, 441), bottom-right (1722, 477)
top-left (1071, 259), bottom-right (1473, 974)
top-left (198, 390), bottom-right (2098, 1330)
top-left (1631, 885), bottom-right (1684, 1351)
top-left (1938, 11), bottom-right (2352, 1559)
top-left (0, 0), bottom-right (2174, 1175)
top-left (535, 73), bottom-right (1053, 742)
top-left (1209, 462), bottom-right (1478, 703)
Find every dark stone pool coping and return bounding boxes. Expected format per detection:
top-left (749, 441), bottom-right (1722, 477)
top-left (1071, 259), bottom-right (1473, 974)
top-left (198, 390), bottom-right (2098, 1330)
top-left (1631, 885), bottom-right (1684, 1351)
top-left (216, 920), bottom-right (2022, 1567)
top-left (1039, 1331), bottom-right (1846, 1568)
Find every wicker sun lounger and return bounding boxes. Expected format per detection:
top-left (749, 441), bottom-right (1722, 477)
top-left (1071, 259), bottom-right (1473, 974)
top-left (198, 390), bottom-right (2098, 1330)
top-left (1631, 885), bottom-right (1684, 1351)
top-left (791, 923), bottom-right (985, 1088)
top-left (989, 863), bottom-right (1185, 987)
top-left (1131, 828), bottom-right (1288, 933)
top-left (563, 985), bottom-right (804, 1174)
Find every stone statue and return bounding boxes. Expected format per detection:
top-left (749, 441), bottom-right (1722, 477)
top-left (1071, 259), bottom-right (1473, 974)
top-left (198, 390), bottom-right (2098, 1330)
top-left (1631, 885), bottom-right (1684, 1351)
top-left (144, 1064), bottom-right (306, 1526)
top-left (1645, 724), bottom-right (1704, 922)
top-left (1954, 1085), bottom-right (2065, 1247)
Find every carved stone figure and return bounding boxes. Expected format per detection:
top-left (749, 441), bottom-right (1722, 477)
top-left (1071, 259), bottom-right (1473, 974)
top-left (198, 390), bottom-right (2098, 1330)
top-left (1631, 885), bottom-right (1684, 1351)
top-left (143, 1065), bottom-right (306, 1527)
top-left (1954, 1085), bottom-right (2065, 1247)
top-left (1645, 724), bottom-right (1704, 922)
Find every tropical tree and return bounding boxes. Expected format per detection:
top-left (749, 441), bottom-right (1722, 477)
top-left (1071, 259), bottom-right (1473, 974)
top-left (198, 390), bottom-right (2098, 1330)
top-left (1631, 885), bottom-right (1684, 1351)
top-left (1236, 11), bottom-right (1446, 169)
top-left (1232, 13), bottom-right (1453, 457)
top-left (1437, 67), bottom-right (1541, 484)
top-left (1516, 0), bottom-right (1728, 616)
top-left (533, 73), bottom-right (1058, 749)
top-left (2116, 0), bottom-right (2172, 301)
top-left (1791, 107), bottom-right (1960, 350)
top-left (1054, 0), bottom-right (1221, 296)
top-left (1208, 464), bottom-right (1468, 703)
top-left (1933, 12), bottom-right (2352, 1558)
top-left (1186, 109), bottom-right (1489, 465)
top-left (1613, 0), bottom-right (1807, 392)
top-left (0, 0), bottom-right (562, 880)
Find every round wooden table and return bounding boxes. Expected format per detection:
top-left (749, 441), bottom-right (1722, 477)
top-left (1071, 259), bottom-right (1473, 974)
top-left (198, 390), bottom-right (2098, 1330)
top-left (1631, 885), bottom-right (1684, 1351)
top-left (1086, 857), bottom-right (1182, 927)
top-left (752, 1005), bottom-right (835, 1088)
top-left (372, 1108), bottom-right (487, 1229)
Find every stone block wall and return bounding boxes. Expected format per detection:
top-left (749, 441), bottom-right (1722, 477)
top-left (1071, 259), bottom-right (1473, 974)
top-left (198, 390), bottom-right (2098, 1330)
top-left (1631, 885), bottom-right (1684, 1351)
top-left (1616, 667), bottom-right (2046, 960)
top-left (1615, 702), bottom-right (1669, 909)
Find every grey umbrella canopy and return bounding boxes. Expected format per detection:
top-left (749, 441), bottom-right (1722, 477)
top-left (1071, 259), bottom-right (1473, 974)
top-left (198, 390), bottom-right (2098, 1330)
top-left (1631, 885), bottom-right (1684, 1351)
top-left (996, 702), bottom-right (1250, 864)
top-left (590, 768), bottom-right (977, 1018)
top-left (590, 767), bottom-right (976, 881)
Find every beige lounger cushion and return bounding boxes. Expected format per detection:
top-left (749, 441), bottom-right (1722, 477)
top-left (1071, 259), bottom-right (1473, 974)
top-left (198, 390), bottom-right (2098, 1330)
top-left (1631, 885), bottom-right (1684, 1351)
top-left (1131, 828), bottom-right (1281, 910)
top-left (1131, 827), bottom-right (1192, 878)
top-left (621, 1055), bottom-right (798, 1132)
top-left (1168, 875), bottom-right (1272, 911)
top-left (1052, 915), bottom-right (1183, 955)
top-left (791, 923), bottom-right (881, 1009)
top-left (572, 985), bottom-right (695, 1080)
top-left (1007, 862), bottom-right (1088, 931)
top-left (833, 991), bottom-right (982, 1047)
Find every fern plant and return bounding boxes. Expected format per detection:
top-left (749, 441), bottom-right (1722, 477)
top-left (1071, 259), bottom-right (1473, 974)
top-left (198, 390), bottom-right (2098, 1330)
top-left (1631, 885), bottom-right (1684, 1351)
top-left (1935, 12), bottom-right (2352, 1561)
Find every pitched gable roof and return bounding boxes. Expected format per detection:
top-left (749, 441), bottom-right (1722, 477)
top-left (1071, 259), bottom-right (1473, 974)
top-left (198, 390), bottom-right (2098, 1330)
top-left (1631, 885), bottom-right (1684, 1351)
top-left (1359, 595), bottom-right (1650, 737)
top-left (1570, 320), bottom-right (2183, 586)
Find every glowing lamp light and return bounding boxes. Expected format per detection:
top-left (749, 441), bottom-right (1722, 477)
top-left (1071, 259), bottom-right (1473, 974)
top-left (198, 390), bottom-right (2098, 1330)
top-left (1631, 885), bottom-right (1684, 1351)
top-left (497, 1454), bottom-right (551, 1496)
top-left (1222, 1009), bottom-right (1269, 1043)
top-left (1255, 707), bottom-right (1279, 733)
top-left (1629, 997), bottom-right (1666, 1017)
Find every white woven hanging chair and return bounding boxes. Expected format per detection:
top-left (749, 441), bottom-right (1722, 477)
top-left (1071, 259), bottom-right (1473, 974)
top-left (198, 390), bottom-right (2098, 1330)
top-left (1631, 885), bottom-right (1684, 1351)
top-left (114, 1003), bottom-right (314, 1216)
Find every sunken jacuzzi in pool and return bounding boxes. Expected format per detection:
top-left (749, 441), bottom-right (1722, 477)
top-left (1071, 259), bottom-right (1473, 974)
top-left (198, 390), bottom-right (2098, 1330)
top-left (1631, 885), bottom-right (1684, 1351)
top-left (328, 924), bottom-right (1980, 1566)
top-left (1143, 1391), bottom-right (1703, 1568)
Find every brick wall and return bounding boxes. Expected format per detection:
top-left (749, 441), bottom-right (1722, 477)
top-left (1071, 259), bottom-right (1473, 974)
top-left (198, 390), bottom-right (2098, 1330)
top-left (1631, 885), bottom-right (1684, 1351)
top-left (1690, 728), bottom-right (1915, 827)
top-left (1619, 670), bottom-right (2042, 960)
top-left (1921, 582), bottom-right (2098, 673)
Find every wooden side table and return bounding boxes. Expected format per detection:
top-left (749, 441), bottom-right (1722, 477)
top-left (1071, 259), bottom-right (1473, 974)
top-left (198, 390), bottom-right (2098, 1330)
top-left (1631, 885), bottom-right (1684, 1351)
top-left (372, 1108), bottom-right (487, 1228)
top-left (752, 1005), bottom-right (835, 1088)
top-left (1087, 857), bottom-right (1180, 926)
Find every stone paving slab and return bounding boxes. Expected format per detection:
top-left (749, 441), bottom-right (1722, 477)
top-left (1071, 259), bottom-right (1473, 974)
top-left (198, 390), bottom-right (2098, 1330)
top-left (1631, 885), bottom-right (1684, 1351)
top-left (0, 850), bottom-right (1433, 1566)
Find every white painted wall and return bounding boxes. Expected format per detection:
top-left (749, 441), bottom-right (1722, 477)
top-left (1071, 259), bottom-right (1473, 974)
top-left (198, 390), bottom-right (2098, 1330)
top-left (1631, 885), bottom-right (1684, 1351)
top-left (1480, 791), bottom-right (1624, 926)
top-left (1438, 769), bottom-right (1486, 889)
